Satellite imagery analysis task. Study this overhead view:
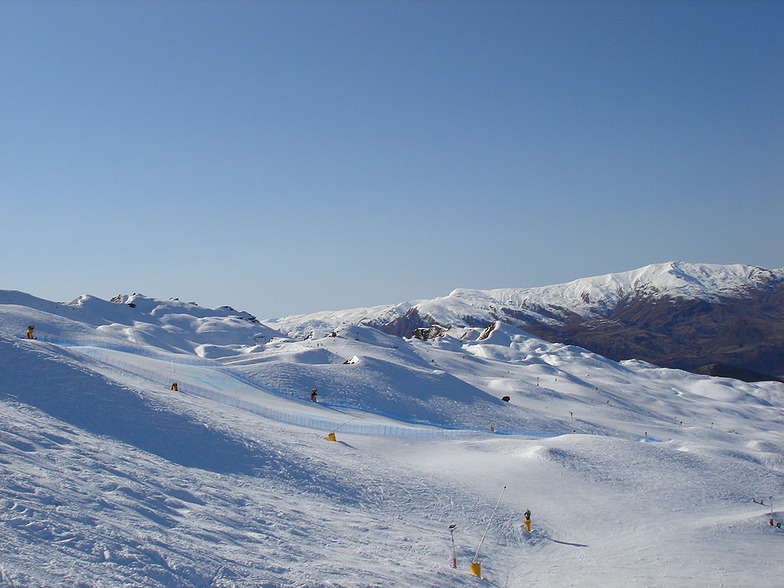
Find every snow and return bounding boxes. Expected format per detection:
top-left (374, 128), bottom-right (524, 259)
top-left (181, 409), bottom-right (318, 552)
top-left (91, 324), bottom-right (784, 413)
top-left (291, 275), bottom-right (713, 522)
top-left (2, 288), bottom-right (784, 586)
top-left (445, 261), bottom-right (783, 313)
top-left (268, 302), bottom-right (416, 341)
top-left (268, 261), bottom-right (784, 333)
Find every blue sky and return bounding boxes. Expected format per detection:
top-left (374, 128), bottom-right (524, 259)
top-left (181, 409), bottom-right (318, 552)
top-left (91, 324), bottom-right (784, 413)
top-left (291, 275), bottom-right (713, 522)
top-left (2, 0), bottom-right (782, 318)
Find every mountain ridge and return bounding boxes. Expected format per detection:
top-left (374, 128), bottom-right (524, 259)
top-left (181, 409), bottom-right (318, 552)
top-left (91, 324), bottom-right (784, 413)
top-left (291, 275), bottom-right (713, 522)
top-left (6, 261), bottom-right (782, 379)
top-left (268, 262), bottom-right (784, 380)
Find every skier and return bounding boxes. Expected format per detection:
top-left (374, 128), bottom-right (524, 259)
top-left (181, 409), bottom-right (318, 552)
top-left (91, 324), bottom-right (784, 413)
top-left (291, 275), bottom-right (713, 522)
top-left (523, 509), bottom-right (532, 532)
top-left (310, 388), bottom-right (318, 402)
top-left (171, 382), bottom-right (179, 392)
top-left (26, 325), bottom-right (36, 339)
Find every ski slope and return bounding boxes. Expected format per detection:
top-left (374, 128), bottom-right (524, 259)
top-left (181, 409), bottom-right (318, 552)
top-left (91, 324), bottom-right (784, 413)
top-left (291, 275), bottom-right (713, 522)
top-left (1, 291), bottom-right (784, 586)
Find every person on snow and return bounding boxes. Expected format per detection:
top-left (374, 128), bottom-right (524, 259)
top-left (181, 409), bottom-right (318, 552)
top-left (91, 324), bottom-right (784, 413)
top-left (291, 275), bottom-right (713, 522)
top-left (171, 382), bottom-right (179, 392)
top-left (26, 325), bottom-right (36, 339)
top-left (310, 388), bottom-right (318, 402)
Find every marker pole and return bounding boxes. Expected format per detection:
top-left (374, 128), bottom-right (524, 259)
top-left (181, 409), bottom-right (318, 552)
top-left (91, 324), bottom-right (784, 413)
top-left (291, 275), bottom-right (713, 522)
top-left (473, 485), bottom-right (507, 566)
top-left (449, 524), bottom-right (457, 568)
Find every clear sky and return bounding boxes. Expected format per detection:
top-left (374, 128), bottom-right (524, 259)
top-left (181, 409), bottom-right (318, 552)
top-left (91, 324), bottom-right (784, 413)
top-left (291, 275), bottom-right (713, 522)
top-left (2, 0), bottom-right (782, 318)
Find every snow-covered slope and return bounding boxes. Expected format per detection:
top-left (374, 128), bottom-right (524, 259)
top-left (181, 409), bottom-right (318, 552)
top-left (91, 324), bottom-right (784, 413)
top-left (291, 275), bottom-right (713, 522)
top-left (268, 262), bottom-right (784, 378)
top-left (2, 290), bottom-right (784, 586)
top-left (0, 290), bottom-right (283, 358)
top-left (418, 261), bottom-right (784, 325)
top-left (268, 300), bottom-right (416, 340)
top-left (268, 261), bottom-right (784, 335)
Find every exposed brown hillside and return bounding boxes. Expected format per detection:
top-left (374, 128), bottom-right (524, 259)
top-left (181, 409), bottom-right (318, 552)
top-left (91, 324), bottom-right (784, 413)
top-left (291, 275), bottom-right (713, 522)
top-left (509, 287), bottom-right (784, 380)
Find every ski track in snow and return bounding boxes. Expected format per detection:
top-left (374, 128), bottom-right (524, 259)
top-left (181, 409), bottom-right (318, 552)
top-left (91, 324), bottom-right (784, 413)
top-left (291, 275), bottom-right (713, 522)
top-left (1, 291), bottom-right (784, 586)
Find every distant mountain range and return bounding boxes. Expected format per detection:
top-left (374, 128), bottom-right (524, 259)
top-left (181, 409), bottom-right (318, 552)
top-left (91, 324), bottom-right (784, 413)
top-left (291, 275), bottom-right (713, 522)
top-left (5, 261), bottom-right (781, 382)
top-left (269, 262), bottom-right (784, 381)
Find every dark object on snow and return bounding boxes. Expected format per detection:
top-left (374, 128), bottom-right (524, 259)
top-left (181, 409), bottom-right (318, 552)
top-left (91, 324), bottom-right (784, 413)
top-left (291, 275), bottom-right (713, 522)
top-left (171, 382), bottom-right (179, 391)
top-left (501, 396), bottom-right (510, 402)
top-left (310, 388), bottom-right (318, 402)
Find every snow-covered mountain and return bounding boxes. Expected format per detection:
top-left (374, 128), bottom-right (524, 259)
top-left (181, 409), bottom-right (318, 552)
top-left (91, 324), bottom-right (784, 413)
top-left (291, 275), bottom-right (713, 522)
top-left (408, 261), bottom-right (783, 325)
top-left (269, 262), bottom-right (784, 379)
top-left (2, 286), bottom-right (784, 586)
